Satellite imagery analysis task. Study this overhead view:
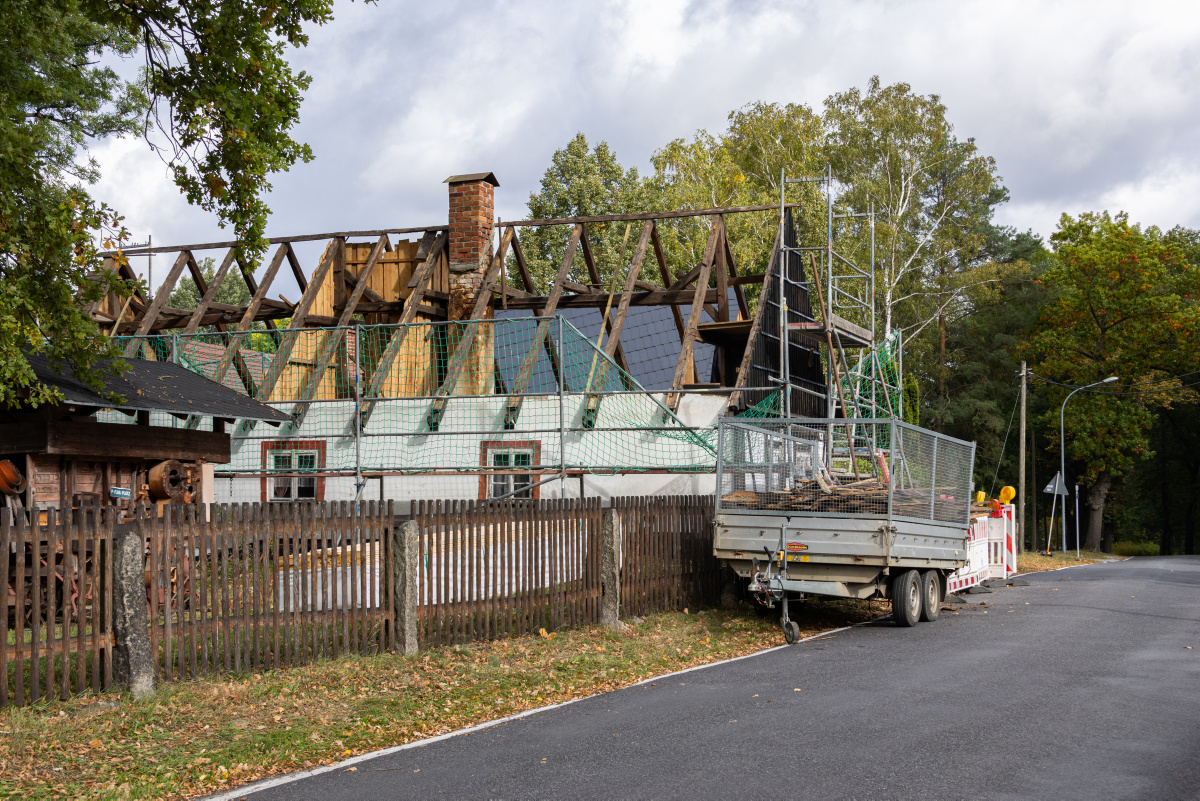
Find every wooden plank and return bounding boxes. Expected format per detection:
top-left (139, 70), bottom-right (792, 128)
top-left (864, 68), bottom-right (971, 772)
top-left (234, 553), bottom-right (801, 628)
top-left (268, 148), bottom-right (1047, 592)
top-left (509, 230), bottom-right (537, 295)
top-left (123, 251), bottom-right (192, 353)
top-left (46, 509), bottom-right (59, 699)
top-left (74, 511), bottom-right (86, 693)
top-left (0, 511), bottom-right (10, 707)
top-left (197, 505), bottom-right (211, 674)
top-left (667, 219), bottom-right (722, 409)
top-left (728, 226), bottom-right (782, 412)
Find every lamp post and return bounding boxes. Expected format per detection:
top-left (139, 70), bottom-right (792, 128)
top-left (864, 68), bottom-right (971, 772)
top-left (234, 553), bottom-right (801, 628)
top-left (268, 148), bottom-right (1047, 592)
top-left (1060, 376), bottom-right (1118, 553)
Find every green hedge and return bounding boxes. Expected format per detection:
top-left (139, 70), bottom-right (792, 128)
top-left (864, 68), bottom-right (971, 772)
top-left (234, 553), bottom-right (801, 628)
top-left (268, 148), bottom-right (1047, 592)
top-left (1112, 541), bottom-right (1160, 557)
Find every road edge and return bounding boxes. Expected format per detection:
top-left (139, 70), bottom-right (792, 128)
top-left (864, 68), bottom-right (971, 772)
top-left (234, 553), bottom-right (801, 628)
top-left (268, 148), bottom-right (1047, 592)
top-left (203, 616), bottom-right (887, 800)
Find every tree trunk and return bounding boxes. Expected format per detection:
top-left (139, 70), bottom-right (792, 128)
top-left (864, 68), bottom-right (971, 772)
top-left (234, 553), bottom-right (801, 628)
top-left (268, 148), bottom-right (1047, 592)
top-left (1085, 470), bottom-right (1111, 552)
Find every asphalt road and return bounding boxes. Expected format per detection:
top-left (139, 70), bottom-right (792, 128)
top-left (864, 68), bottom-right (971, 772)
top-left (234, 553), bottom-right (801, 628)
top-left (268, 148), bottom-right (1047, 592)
top-left (242, 556), bottom-right (1200, 800)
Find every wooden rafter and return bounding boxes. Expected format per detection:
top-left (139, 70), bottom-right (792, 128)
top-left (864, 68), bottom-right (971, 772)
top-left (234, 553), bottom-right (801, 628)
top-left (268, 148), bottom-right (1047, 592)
top-left (578, 227), bottom-right (632, 375)
top-left (728, 227), bottom-right (781, 412)
top-left (287, 234), bottom-right (389, 429)
top-left (666, 217), bottom-right (722, 410)
top-left (254, 237), bottom-right (343, 404)
top-left (358, 231), bottom-right (447, 427)
top-left (720, 215), bottom-right (750, 320)
top-left (204, 243), bottom-right (289, 388)
top-left (580, 220), bottom-right (654, 427)
top-left (182, 250), bottom-right (235, 335)
top-left (425, 228), bottom-right (514, 430)
top-left (122, 250), bottom-right (191, 356)
top-left (503, 223), bottom-right (583, 428)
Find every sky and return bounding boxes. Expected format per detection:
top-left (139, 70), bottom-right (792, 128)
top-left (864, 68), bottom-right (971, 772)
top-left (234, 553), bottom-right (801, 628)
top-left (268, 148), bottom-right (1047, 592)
top-left (91, 0), bottom-right (1200, 294)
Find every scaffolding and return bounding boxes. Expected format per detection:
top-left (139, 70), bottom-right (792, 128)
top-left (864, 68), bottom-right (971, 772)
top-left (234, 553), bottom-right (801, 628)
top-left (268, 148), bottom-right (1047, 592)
top-left (778, 168), bottom-right (903, 422)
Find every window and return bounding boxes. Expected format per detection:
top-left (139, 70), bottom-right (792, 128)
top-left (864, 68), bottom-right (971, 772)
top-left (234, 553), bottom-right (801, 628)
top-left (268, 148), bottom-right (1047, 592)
top-left (271, 450), bottom-right (318, 500)
top-left (490, 449), bottom-right (534, 499)
top-left (260, 440), bottom-right (326, 502)
top-left (480, 440), bottom-right (541, 500)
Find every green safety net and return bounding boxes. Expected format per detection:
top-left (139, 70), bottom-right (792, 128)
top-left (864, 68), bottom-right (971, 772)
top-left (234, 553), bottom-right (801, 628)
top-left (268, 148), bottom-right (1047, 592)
top-left (111, 317), bottom-right (727, 476)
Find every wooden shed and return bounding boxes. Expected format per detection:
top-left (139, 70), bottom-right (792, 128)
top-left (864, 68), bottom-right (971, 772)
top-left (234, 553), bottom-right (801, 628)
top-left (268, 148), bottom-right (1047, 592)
top-left (0, 354), bottom-right (291, 513)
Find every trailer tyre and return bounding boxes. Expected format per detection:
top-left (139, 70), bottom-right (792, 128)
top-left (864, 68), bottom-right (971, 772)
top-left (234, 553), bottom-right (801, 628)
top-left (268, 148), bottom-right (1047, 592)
top-left (919, 571), bottom-right (941, 622)
top-left (783, 621), bottom-right (802, 644)
top-left (892, 569), bottom-right (921, 627)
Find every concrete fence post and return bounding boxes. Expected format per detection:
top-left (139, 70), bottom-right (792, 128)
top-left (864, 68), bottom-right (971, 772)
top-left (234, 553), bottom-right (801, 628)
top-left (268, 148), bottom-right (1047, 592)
top-left (601, 507), bottom-right (622, 628)
top-left (393, 519), bottom-right (419, 655)
top-left (111, 528), bottom-right (155, 698)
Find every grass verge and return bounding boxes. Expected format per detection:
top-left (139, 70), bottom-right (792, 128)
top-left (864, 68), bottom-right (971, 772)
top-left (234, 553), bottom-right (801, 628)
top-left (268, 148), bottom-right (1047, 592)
top-left (1017, 549), bottom-right (1115, 574)
top-left (1, 600), bottom-right (882, 799)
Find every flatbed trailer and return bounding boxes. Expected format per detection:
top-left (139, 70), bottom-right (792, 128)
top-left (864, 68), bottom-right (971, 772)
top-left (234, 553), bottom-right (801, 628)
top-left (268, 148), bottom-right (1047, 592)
top-left (713, 418), bottom-right (977, 641)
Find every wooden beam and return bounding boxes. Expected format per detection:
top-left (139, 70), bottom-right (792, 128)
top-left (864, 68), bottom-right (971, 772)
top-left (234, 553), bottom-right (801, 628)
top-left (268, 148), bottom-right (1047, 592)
top-left (122, 250), bottom-right (192, 356)
top-left (667, 218), bottom-right (722, 410)
top-left (182, 250), bottom-right (235, 335)
top-left (253, 237), bottom-right (343, 404)
top-left (714, 224), bottom-right (730, 323)
top-left (578, 227), bottom-right (632, 375)
top-left (359, 231), bottom-right (447, 425)
top-left (288, 235), bottom-right (389, 429)
top-left (499, 202), bottom-right (798, 228)
top-left (651, 223), bottom-right (688, 347)
top-left (580, 220), bottom-right (655, 427)
top-left (503, 224), bottom-right (583, 427)
top-left (285, 245), bottom-right (308, 294)
top-left (425, 228), bottom-right (514, 430)
top-left (728, 227), bottom-right (781, 412)
top-left (104, 224), bottom-right (448, 259)
top-left (510, 230), bottom-right (537, 294)
top-left (720, 215), bottom-right (751, 320)
top-left (204, 243), bottom-right (289, 389)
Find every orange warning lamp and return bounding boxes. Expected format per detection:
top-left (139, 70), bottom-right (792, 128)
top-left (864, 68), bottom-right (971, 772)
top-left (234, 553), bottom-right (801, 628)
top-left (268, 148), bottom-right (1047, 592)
top-left (998, 486), bottom-right (1016, 505)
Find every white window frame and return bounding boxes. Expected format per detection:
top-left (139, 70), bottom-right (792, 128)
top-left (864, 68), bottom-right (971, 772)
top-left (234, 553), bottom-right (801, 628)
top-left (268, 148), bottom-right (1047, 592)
top-left (487, 447), bottom-right (536, 499)
top-left (269, 449), bottom-right (319, 501)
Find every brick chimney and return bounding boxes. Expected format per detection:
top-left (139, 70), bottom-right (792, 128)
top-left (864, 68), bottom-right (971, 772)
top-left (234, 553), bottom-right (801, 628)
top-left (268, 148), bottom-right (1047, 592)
top-left (444, 172), bottom-right (499, 321)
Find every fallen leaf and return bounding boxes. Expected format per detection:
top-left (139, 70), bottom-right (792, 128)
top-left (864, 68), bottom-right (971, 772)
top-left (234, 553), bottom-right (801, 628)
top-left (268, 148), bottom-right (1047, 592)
top-left (793, 688), bottom-right (801, 692)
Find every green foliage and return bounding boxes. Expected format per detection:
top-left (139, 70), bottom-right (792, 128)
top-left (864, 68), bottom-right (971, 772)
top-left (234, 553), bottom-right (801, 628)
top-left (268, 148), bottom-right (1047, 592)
top-left (0, 0), bottom-right (340, 406)
top-left (0, 0), bottom-right (145, 407)
top-left (647, 102), bottom-right (826, 284)
top-left (518, 133), bottom-right (648, 293)
top-left (824, 77), bottom-right (1006, 342)
top-left (902, 372), bottom-right (920, 426)
top-left (1028, 212), bottom-right (1199, 481)
top-left (166, 257), bottom-right (252, 310)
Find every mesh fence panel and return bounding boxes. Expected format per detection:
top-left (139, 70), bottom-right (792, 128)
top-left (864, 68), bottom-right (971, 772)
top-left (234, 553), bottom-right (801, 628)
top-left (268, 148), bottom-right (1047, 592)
top-left (717, 418), bottom-right (973, 526)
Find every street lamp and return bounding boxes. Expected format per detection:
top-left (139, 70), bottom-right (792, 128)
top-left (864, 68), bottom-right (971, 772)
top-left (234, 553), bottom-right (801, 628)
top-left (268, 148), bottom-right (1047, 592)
top-left (1060, 376), bottom-right (1119, 555)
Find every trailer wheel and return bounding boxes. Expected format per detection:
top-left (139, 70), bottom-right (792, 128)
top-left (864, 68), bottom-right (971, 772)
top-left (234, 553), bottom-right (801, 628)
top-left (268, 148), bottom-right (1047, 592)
top-left (783, 620), bottom-right (802, 644)
top-left (892, 569), bottom-right (921, 627)
top-left (919, 571), bottom-right (941, 622)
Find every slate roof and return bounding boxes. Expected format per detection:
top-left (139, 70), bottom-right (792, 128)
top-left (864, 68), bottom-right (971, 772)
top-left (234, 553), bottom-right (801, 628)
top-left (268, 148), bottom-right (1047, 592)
top-left (25, 353), bottom-right (291, 423)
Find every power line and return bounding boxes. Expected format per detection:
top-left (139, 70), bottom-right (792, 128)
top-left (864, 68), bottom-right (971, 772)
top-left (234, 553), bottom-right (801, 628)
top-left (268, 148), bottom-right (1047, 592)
top-left (989, 390), bottom-right (1020, 498)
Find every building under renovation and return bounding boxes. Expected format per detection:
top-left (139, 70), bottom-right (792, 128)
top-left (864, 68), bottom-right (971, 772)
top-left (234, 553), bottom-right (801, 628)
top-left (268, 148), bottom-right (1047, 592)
top-left (89, 172), bottom-right (901, 508)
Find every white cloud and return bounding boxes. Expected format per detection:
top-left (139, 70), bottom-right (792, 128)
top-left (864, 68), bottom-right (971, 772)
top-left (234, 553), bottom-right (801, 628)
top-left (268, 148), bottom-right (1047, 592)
top-left (89, 0), bottom-right (1200, 256)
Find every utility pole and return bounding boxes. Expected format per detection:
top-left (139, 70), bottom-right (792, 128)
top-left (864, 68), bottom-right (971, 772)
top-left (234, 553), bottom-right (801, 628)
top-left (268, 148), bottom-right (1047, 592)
top-left (1018, 361), bottom-right (1027, 553)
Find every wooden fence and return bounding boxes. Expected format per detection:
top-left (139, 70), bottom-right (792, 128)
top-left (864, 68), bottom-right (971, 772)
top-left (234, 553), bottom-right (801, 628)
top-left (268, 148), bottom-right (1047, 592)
top-left (411, 495), bottom-right (718, 645)
top-left (0, 494), bottom-right (718, 708)
top-left (1, 507), bottom-right (114, 707)
top-left (141, 501), bottom-right (394, 681)
top-left (614, 495), bottom-right (719, 618)
top-left (412, 498), bottom-right (603, 647)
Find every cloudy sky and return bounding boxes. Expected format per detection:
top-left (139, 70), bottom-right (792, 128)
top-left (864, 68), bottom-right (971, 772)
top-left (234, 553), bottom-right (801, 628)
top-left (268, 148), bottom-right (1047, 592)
top-left (92, 0), bottom-right (1200, 291)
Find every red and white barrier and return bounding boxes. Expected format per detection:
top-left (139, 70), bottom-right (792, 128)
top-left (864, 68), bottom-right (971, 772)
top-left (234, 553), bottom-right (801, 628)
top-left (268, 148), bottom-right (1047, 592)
top-left (947, 504), bottom-right (1016, 594)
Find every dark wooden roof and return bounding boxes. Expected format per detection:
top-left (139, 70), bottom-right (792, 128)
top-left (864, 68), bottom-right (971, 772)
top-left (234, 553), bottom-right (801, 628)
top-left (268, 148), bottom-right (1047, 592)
top-left (26, 353), bottom-right (291, 423)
